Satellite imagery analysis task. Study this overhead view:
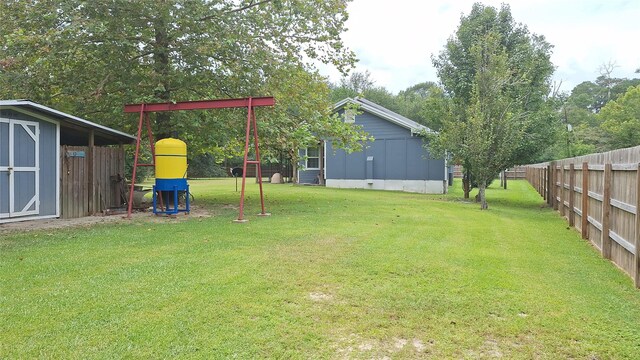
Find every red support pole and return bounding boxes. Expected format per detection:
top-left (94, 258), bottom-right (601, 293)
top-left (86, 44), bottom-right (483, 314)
top-left (235, 98), bottom-right (254, 222)
top-left (252, 108), bottom-right (268, 216)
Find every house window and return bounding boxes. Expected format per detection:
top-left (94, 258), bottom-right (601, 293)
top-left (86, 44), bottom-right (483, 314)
top-left (306, 146), bottom-right (320, 169)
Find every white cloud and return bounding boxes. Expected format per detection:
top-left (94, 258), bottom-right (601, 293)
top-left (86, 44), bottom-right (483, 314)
top-left (319, 0), bottom-right (640, 94)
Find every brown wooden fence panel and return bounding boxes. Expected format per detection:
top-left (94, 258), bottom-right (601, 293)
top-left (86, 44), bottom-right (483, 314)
top-left (505, 166), bottom-right (526, 180)
top-left (453, 165), bottom-right (526, 179)
top-left (588, 166), bottom-right (604, 251)
top-left (93, 147), bottom-right (125, 212)
top-left (60, 146), bottom-right (125, 219)
top-left (61, 146), bottom-right (88, 219)
top-left (524, 145), bottom-right (640, 288)
top-left (609, 166), bottom-right (637, 276)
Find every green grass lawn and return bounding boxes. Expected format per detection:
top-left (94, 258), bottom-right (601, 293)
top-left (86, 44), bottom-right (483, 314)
top-left (1, 179), bottom-right (639, 359)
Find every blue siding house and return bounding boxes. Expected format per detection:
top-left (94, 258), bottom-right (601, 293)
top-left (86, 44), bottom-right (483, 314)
top-left (298, 98), bottom-right (448, 194)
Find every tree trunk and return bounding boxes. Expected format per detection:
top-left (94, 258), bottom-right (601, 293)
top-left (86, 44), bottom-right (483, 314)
top-left (290, 149), bottom-right (298, 184)
top-left (153, 12), bottom-right (172, 139)
top-left (462, 172), bottom-right (470, 199)
top-left (462, 177), bottom-right (470, 198)
top-left (503, 169), bottom-right (508, 189)
top-left (479, 182), bottom-right (488, 210)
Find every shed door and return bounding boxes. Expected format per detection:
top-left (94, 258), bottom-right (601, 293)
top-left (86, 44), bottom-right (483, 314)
top-left (0, 119), bottom-right (39, 219)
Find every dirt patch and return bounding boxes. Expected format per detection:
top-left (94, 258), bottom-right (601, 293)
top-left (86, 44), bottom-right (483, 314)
top-left (309, 292), bottom-right (334, 302)
top-left (476, 339), bottom-right (503, 358)
top-left (220, 203), bottom-right (239, 210)
top-left (0, 206), bottom-right (212, 234)
top-left (358, 341), bottom-right (374, 352)
top-left (393, 338), bottom-right (408, 350)
top-left (412, 338), bottom-right (427, 352)
top-left (334, 333), bottom-right (432, 358)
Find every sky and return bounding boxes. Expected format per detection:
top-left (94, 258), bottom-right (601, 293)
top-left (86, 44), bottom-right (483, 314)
top-left (317, 0), bottom-right (640, 94)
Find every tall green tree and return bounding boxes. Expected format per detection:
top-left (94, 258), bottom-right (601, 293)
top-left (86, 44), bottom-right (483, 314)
top-left (431, 3), bottom-right (556, 202)
top-left (338, 70), bottom-right (375, 95)
top-left (397, 82), bottom-right (451, 131)
top-left (464, 32), bottom-right (526, 209)
top-left (553, 73), bottom-right (640, 157)
top-left (567, 77), bottom-right (640, 116)
top-left (599, 85), bottom-right (640, 149)
top-left (0, 0), bottom-right (359, 159)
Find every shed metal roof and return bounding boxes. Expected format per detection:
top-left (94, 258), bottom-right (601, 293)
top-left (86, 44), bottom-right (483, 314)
top-left (333, 97), bottom-right (434, 134)
top-left (0, 100), bottom-right (135, 145)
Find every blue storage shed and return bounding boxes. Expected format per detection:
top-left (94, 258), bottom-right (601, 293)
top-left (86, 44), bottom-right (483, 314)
top-left (0, 100), bottom-right (135, 223)
top-left (298, 98), bottom-right (448, 194)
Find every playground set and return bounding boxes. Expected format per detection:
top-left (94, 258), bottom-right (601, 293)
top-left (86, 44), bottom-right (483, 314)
top-left (123, 97), bottom-right (275, 222)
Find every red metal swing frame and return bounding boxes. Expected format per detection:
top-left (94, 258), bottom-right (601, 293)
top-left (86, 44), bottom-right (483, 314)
top-left (123, 97), bottom-right (275, 222)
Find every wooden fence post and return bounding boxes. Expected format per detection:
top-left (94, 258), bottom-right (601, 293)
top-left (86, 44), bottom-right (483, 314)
top-left (543, 168), bottom-right (547, 200)
top-left (551, 162), bottom-right (557, 210)
top-left (635, 163), bottom-right (640, 288)
top-left (581, 162), bottom-right (589, 240)
top-left (602, 163), bottom-right (612, 259)
top-left (541, 168), bottom-right (544, 199)
top-left (544, 165), bottom-right (550, 204)
top-left (559, 165), bottom-right (565, 216)
top-left (88, 130), bottom-right (95, 214)
top-left (569, 163), bottom-right (575, 227)
top-left (540, 168), bottom-right (543, 195)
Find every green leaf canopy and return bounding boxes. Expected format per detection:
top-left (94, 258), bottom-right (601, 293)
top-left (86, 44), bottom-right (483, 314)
top-left (0, 0), bottom-right (360, 159)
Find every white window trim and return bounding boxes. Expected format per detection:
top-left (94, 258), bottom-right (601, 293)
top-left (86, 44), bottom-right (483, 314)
top-left (305, 146), bottom-right (320, 170)
top-left (323, 141), bottom-right (327, 180)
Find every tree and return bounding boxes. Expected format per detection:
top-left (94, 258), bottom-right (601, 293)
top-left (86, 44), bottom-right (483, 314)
top-left (397, 82), bottom-right (451, 131)
top-left (599, 85), bottom-right (640, 149)
top-left (598, 60), bottom-right (619, 104)
top-left (0, 0), bottom-right (358, 158)
top-left (431, 3), bottom-right (556, 203)
top-left (329, 70), bottom-right (377, 103)
top-left (339, 70), bottom-right (375, 94)
top-left (567, 81), bottom-right (605, 114)
top-left (442, 32), bottom-right (525, 208)
top-left (555, 71), bottom-right (640, 157)
top-left (329, 70), bottom-right (400, 113)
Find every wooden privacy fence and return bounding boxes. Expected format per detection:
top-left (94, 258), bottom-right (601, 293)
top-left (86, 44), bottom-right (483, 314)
top-left (524, 147), bottom-right (640, 288)
top-left (505, 166), bottom-right (526, 180)
top-left (61, 145), bottom-right (126, 218)
top-left (452, 165), bottom-right (526, 180)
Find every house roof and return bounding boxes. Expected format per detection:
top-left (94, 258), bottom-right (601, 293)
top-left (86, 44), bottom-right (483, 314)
top-left (0, 100), bottom-right (136, 145)
top-left (333, 97), bottom-right (434, 134)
